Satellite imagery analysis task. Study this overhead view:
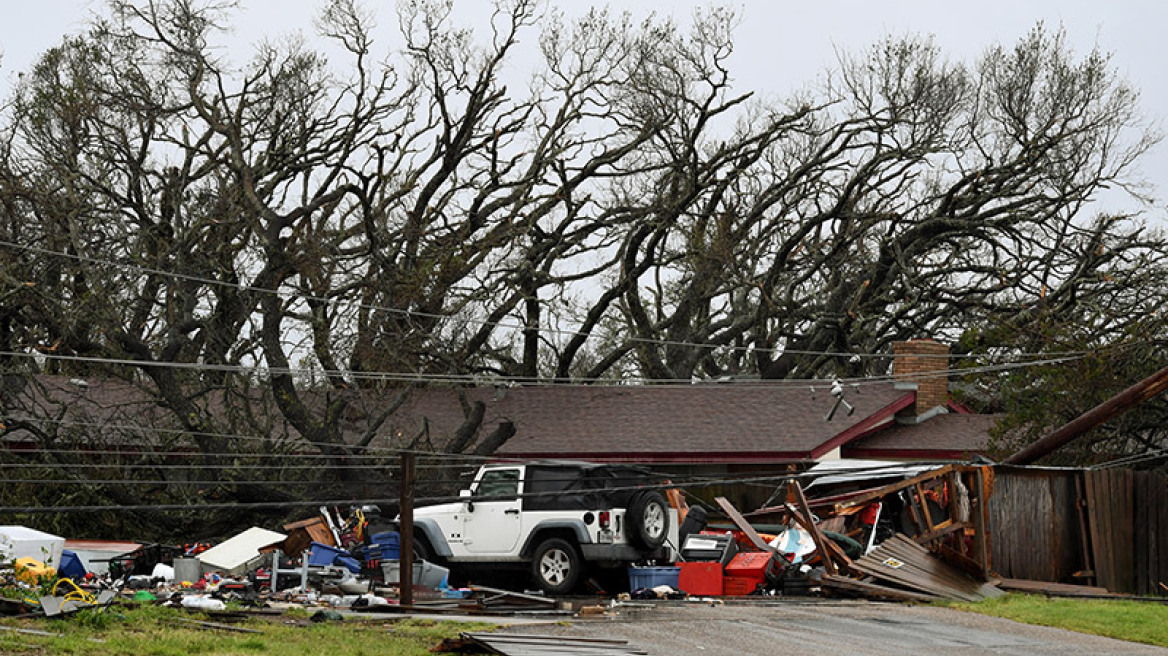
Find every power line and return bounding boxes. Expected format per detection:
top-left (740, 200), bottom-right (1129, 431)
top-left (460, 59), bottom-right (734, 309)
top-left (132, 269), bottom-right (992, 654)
top-left (0, 478), bottom-right (353, 486)
top-left (0, 239), bottom-right (1111, 361)
top-left (0, 462), bottom-right (393, 470)
top-left (0, 348), bottom-right (1091, 389)
top-left (0, 464), bottom-right (968, 514)
top-left (0, 446), bottom-right (403, 461)
top-left (1091, 446), bottom-right (1168, 470)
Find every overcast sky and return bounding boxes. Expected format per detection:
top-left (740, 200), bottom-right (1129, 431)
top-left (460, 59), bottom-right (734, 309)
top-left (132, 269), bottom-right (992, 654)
top-left (3, 0), bottom-right (1166, 215)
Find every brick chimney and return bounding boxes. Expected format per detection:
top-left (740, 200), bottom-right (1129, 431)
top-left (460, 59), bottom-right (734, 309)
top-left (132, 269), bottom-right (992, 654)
top-left (893, 339), bottom-right (950, 417)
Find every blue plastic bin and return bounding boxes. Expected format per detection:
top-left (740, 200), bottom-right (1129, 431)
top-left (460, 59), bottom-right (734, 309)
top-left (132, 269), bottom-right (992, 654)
top-left (367, 531), bottom-right (400, 560)
top-left (628, 566), bottom-right (681, 590)
top-left (307, 542), bottom-right (351, 567)
top-left (335, 555), bottom-right (362, 574)
top-left (58, 550), bottom-right (87, 580)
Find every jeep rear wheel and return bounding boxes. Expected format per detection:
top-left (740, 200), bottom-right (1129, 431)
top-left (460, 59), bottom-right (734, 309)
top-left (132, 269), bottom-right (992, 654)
top-left (530, 538), bottom-right (582, 595)
top-left (627, 491), bottom-right (670, 550)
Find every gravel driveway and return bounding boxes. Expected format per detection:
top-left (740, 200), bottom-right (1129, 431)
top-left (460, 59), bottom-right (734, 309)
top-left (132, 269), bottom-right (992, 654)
top-left (499, 599), bottom-right (1168, 656)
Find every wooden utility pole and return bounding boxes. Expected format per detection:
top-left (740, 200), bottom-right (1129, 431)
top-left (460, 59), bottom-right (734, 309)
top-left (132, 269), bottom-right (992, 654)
top-left (1005, 363), bottom-right (1168, 465)
top-left (399, 451), bottom-right (415, 606)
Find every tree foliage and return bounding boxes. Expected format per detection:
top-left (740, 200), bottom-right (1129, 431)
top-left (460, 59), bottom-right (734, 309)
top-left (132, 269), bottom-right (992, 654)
top-left (1, 1), bottom-right (1166, 530)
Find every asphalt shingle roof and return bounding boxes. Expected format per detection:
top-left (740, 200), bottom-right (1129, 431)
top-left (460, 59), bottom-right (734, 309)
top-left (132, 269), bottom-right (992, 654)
top-left (845, 413), bottom-right (1002, 457)
top-left (380, 383), bottom-right (912, 462)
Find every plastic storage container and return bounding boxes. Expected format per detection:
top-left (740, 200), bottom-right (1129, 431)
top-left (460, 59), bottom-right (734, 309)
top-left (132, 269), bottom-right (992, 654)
top-left (366, 532), bottom-right (401, 560)
top-left (628, 566), bottom-right (681, 590)
top-left (382, 559), bottom-right (449, 588)
top-left (335, 555), bottom-right (362, 574)
top-left (680, 532), bottom-right (738, 565)
top-left (58, 550), bottom-right (88, 580)
top-left (307, 542), bottom-right (354, 567)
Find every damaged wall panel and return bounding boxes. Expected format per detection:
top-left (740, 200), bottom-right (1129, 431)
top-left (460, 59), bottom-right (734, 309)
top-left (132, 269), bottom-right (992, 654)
top-left (1134, 470), bottom-right (1168, 597)
top-left (1085, 469), bottom-right (1136, 594)
top-left (988, 469), bottom-right (1082, 583)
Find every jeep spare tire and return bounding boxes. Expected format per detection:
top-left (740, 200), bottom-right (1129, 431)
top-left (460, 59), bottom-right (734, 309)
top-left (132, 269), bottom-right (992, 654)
top-left (530, 538), bottom-right (582, 595)
top-left (627, 490), bottom-right (670, 549)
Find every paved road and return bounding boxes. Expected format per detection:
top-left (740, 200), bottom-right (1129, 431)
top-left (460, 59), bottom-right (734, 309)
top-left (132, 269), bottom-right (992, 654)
top-left (499, 599), bottom-right (1168, 656)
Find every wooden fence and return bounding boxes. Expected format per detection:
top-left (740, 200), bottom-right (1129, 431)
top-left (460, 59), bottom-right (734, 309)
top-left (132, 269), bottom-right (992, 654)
top-left (989, 466), bottom-right (1168, 596)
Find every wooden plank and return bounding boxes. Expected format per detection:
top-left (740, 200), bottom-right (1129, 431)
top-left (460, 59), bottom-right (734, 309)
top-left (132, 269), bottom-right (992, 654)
top-left (1115, 469), bottom-right (1136, 594)
top-left (933, 542), bottom-right (989, 581)
top-left (714, 496), bottom-right (777, 554)
top-left (886, 537), bottom-right (999, 596)
top-left (972, 467), bottom-right (990, 578)
top-left (878, 539), bottom-right (993, 596)
top-left (1159, 471), bottom-right (1168, 597)
top-left (1098, 469), bottom-right (1116, 591)
top-left (464, 632), bottom-right (648, 655)
top-left (790, 481), bottom-right (838, 576)
top-left (996, 578), bottom-right (1118, 598)
top-left (1135, 471), bottom-right (1150, 596)
top-left (820, 574), bottom-right (941, 602)
top-left (782, 503), bottom-right (855, 572)
top-left (1158, 472), bottom-right (1168, 597)
top-left (853, 535), bottom-right (1000, 602)
top-left (1084, 470), bottom-right (1110, 590)
top-left (1074, 472), bottom-right (1096, 587)
top-left (832, 465), bottom-right (958, 512)
top-left (1043, 471), bottom-right (1083, 583)
top-left (915, 483), bottom-right (935, 531)
top-left (914, 520), bottom-right (966, 545)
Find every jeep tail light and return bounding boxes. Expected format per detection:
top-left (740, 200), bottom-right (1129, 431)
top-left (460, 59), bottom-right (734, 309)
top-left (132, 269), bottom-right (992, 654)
top-left (598, 511), bottom-right (611, 529)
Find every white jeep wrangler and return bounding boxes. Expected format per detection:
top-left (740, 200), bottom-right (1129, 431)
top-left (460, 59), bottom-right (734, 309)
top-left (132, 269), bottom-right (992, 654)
top-left (403, 461), bottom-right (679, 594)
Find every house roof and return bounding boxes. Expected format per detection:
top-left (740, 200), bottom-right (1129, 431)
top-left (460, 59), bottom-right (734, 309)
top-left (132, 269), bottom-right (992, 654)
top-left (842, 413), bottom-right (1003, 460)
top-left (378, 383), bottom-right (913, 464)
top-left (3, 375), bottom-right (994, 465)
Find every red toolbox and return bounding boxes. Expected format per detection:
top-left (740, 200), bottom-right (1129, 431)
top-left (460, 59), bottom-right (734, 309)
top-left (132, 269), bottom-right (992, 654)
top-left (722, 576), bottom-right (762, 596)
top-left (724, 551), bottom-right (777, 587)
top-left (678, 561), bottom-right (723, 596)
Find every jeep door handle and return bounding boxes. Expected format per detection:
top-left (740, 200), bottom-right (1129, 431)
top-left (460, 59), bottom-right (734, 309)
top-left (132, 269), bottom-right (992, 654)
top-left (504, 508), bottom-right (520, 515)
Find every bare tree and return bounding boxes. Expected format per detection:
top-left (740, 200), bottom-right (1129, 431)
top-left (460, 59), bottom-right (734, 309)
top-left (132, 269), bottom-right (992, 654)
top-left (1, 1), bottom-right (1166, 530)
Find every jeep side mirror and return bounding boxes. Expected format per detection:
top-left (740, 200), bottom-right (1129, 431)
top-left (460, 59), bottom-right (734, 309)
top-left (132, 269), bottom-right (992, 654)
top-left (460, 488), bottom-right (474, 512)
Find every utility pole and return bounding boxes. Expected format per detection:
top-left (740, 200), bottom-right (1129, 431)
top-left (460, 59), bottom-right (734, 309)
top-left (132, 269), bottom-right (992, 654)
top-left (399, 451), bottom-right (415, 606)
top-left (1005, 362), bottom-right (1168, 465)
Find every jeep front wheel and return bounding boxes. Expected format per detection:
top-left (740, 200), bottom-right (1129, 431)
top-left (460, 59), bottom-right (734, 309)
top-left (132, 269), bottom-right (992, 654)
top-left (530, 538), bottom-right (582, 595)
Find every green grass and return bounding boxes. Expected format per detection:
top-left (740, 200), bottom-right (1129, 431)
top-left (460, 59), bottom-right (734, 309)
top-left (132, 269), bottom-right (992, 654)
top-left (0, 604), bottom-right (496, 656)
top-left (948, 593), bottom-right (1168, 647)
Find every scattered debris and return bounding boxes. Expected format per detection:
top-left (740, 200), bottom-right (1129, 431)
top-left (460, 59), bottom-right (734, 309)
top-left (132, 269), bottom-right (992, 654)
top-left (995, 578), bottom-right (1119, 598)
top-left (452, 632), bottom-right (647, 655)
top-left (851, 535), bottom-right (1002, 602)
